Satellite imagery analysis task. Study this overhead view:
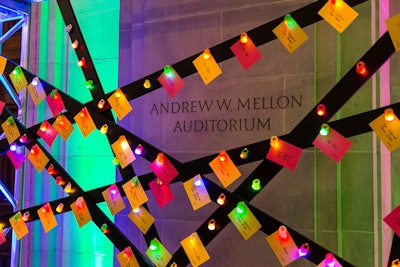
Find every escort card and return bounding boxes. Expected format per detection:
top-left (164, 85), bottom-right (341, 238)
top-left (266, 139), bottom-right (302, 170)
top-left (369, 112), bottom-right (400, 152)
top-left (228, 202), bottom-right (261, 240)
top-left (70, 197), bottom-right (92, 228)
top-left (145, 238), bottom-right (172, 267)
top-left (73, 108), bottom-right (97, 138)
top-left (180, 232), bottom-right (210, 267)
top-left (0, 56), bottom-right (6, 74)
top-left (1, 116), bottom-right (20, 144)
top-left (0, 100), bottom-right (5, 114)
top-left (192, 49), bottom-right (222, 85)
top-left (117, 246), bottom-right (140, 267)
top-left (209, 150), bottom-right (241, 188)
top-left (183, 175), bottom-right (211, 211)
top-left (0, 226), bottom-right (5, 245)
top-left (9, 66), bottom-right (28, 93)
top-left (312, 126), bottom-right (352, 163)
top-left (37, 121), bottom-right (58, 146)
top-left (52, 114), bottom-right (74, 141)
top-left (6, 149), bottom-right (25, 169)
top-left (111, 136), bottom-right (136, 169)
top-left (128, 206), bottom-right (155, 234)
top-left (102, 185), bottom-right (126, 216)
top-left (46, 89), bottom-right (66, 117)
top-left (386, 14), bottom-right (400, 51)
top-left (27, 145), bottom-right (49, 172)
top-left (272, 16), bottom-right (308, 53)
top-left (149, 178), bottom-right (174, 208)
top-left (230, 35), bottom-right (262, 70)
top-left (9, 211), bottom-right (28, 240)
top-left (318, 0), bottom-right (359, 33)
top-left (266, 228), bottom-right (299, 266)
top-left (122, 177), bottom-right (148, 209)
top-left (384, 205), bottom-right (400, 238)
top-left (157, 65), bottom-right (185, 98)
top-left (37, 203), bottom-right (58, 233)
top-left (149, 153), bottom-right (178, 184)
top-left (107, 88), bottom-right (133, 120)
top-left (27, 81), bottom-right (46, 106)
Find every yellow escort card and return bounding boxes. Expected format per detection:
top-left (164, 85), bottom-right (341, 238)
top-left (111, 135), bottom-right (136, 169)
top-left (192, 49), bottom-right (222, 85)
top-left (102, 185), bottom-right (126, 216)
top-left (9, 66), bottom-right (28, 93)
top-left (52, 114), bottom-right (74, 141)
top-left (272, 15), bottom-right (308, 53)
top-left (128, 206), bottom-right (155, 234)
top-left (27, 145), bottom-right (49, 172)
top-left (209, 150), bottom-right (241, 188)
top-left (9, 211), bottom-right (28, 240)
top-left (117, 247), bottom-right (140, 267)
top-left (386, 14), bottom-right (400, 52)
top-left (107, 88), bottom-right (132, 120)
top-left (70, 197), bottom-right (92, 228)
top-left (0, 56), bottom-right (7, 74)
top-left (1, 116), bottom-right (20, 144)
top-left (0, 226), bottom-right (6, 245)
top-left (27, 80), bottom-right (46, 106)
top-left (145, 238), bottom-right (172, 267)
top-left (73, 107), bottom-right (97, 138)
top-left (180, 232), bottom-right (210, 267)
top-left (37, 203), bottom-right (57, 233)
top-left (183, 175), bottom-right (211, 211)
top-left (369, 112), bottom-right (400, 152)
top-left (228, 201), bottom-right (261, 240)
top-left (318, 0), bottom-right (359, 33)
top-left (266, 227), bottom-right (299, 266)
top-left (122, 177), bottom-right (148, 209)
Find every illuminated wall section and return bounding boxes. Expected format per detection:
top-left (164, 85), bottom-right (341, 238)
top-left (21, 0), bottom-right (119, 266)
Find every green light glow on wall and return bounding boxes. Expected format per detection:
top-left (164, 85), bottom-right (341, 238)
top-left (28, 0), bottom-right (120, 266)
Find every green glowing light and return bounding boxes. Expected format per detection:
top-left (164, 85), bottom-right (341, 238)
top-left (252, 179), bottom-right (261, 191)
top-left (85, 80), bottom-right (94, 90)
top-left (236, 201), bottom-right (246, 214)
top-left (320, 123), bottom-right (330, 136)
top-left (284, 14), bottom-right (295, 28)
top-left (149, 239), bottom-right (158, 251)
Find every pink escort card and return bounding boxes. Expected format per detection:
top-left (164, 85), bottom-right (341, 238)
top-left (157, 65), bottom-right (185, 98)
top-left (46, 90), bottom-right (65, 117)
top-left (266, 139), bottom-right (302, 170)
top-left (312, 126), bottom-right (352, 163)
top-left (149, 153), bottom-right (178, 184)
top-left (0, 226), bottom-right (5, 245)
top-left (149, 178), bottom-right (174, 208)
top-left (7, 149), bottom-right (26, 169)
top-left (37, 120), bottom-right (58, 146)
top-left (230, 34), bottom-right (262, 70)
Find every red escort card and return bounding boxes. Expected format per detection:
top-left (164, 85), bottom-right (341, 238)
top-left (149, 178), bottom-right (174, 208)
top-left (37, 121), bottom-right (58, 147)
top-left (149, 153), bottom-right (179, 184)
top-left (230, 35), bottom-right (262, 70)
top-left (46, 90), bottom-right (65, 117)
top-left (384, 205), bottom-right (400, 238)
top-left (157, 65), bottom-right (185, 98)
top-left (266, 139), bottom-right (302, 170)
top-left (0, 100), bottom-right (4, 114)
top-left (312, 126), bottom-right (352, 163)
